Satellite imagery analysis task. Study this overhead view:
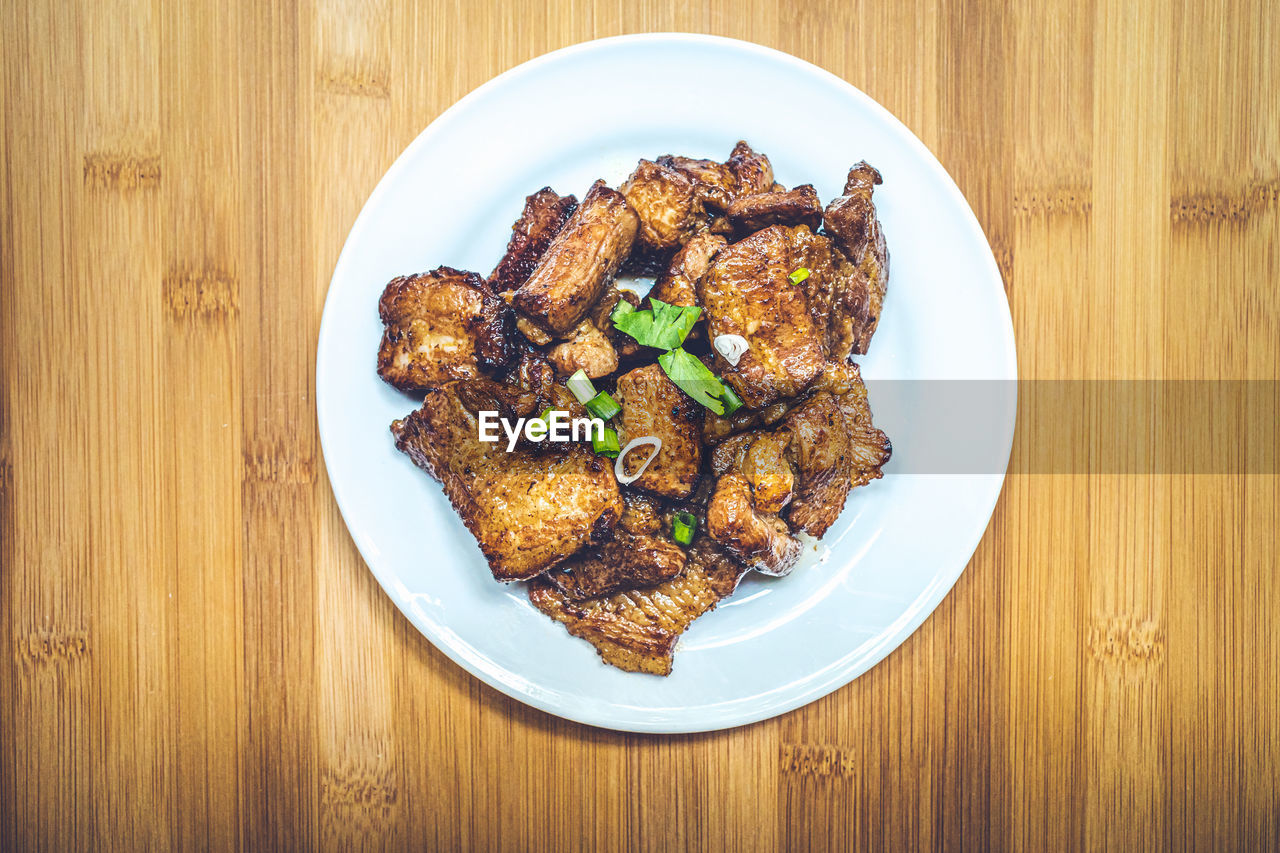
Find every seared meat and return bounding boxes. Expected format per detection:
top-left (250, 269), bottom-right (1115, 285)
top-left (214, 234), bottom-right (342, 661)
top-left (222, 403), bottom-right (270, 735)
top-left (615, 364), bottom-right (704, 499)
top-left (709, 431), bottom-right (794, 514)
top-left (548, 319), bottom-right (618, 378)
top-left (392, 381), bottom-right (622, 580)
top-left (822, 162), bottom-right (889, 354)
top-left (510, 180), bottom-right (638, 336)
top-left (728, 184), bottom-right (823, 234)
top-left (706, 472), bottom-right (801, 576)
top-left (698, 225), bottom-right (828, 408)
top-left (489, 187), bottom-right (578, 293)
top-left (725, 140), bottom-right (775, 196)
top-left (621, 159), bottom-right (700, 258)
top-left (547, 496), bottom-right (686, 600)
top-left (376, 267), bottom-right (512, 392)
top-left (780, 393), bottom-right (854, 537)
top-left (829, 363), bottom-right (893, 488)
top-left (648, 232), bottom-right (725, 310)
top-left (528, 539), bottom-right (747, 675)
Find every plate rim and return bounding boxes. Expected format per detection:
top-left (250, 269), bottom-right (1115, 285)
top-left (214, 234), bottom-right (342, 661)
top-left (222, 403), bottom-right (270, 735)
top-left (316, 32), bottom-right (1017, 733)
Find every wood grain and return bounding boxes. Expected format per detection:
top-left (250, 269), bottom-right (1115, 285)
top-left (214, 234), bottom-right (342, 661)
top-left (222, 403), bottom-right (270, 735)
top-left (3, 0), bottom-right (1278, 850)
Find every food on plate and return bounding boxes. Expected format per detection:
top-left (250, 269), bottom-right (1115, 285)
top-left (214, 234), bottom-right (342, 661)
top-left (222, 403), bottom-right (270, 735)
top-left (376, 141), bottom-right (892, 673)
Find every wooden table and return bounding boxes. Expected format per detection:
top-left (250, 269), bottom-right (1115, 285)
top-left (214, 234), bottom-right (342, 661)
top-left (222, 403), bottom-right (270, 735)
top-left (3, 1), bottom-right (1277, 849)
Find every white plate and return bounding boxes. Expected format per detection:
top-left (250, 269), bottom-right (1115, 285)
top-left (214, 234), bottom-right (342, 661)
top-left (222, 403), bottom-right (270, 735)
top-left (317, 34), bottom-right (1016, 733)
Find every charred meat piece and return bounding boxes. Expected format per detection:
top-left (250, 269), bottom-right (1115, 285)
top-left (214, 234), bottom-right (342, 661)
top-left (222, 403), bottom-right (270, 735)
top-left (510, 180), bottom-right (638, 337)
top-left (392, 381), bottom-right (622, 581)
top-left (822, 162), bottom-right (889, 354)
top-left (698, 225), bottom-right (827, 408)
top-left (376, 267), bottom-right (512, 392)
top-left (621, 159), bottom-right (700, 258)
top-left (728, 184), bottom-right (823, 235)
top-left (706, 471), bottom-right (801, 576)
top-left (528, 539), bottom-right (747, 675)
top-left (709, 430), bottom-right (794, 515)
top-left (548, 319), bottom-right (619, 379)
top-left (780, 392), bottom-right (854, 537)
top-left (725, 140), bottom-right (776, 196)
top-left (648, 232), bottom-right (726, 311)
top-left (488, 187), bottom-right (578, 293)
top-left (547, 493), bottom-right (685, 599)
top-left (615, 364), bottom-right (704, 499)
top-left (829, 363), bottom-right (893, 488)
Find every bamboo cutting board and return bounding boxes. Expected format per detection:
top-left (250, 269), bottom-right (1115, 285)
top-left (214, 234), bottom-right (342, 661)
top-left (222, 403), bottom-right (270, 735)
top-left (2, 1), bottom-right (1277, 850)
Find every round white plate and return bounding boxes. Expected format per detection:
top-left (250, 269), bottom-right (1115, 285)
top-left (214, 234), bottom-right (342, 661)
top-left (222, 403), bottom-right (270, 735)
top-left (317, 34), bottom-right (1016, 733)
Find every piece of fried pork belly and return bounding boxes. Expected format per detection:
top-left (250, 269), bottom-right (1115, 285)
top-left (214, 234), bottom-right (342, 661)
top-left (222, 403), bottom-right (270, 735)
top-left (488, 187), bottom-right (578, 293)
top-left (727, 184), bottom-right (823, 235)
top-left (392, 380), bottom-right (622, 581)
top-left (528, 539), bottom-right (747, 675)
top-left (614, 364), bottom-right (704, 499)
top-left (509, 180), bottom-right (638, 337)
top-left (821, 161), bottom-right (889, 354)
top-left (546, 493), bottom-right (685, 600)
top-left (376, 267), bottom-right (513, 392)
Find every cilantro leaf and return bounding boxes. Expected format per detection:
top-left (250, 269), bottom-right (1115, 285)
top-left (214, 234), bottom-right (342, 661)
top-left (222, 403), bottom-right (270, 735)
top-left (658, 347), bottom-right (737, 415)
top-left (612, 297), bottom-right (702, 350)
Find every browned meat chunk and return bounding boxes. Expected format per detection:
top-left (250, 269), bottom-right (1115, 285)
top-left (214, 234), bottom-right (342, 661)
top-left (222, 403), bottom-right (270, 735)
top-left (648, 232), bottom-right (725, 310)
top-left (528, 539), bottom-right (747, 675)
top-left (780, 392), bottom-right (854, 537)
top-left (392, 381), bottom-right (622, 580)
top-left (510, 180), bottom-right (638, 336)
top-left (698, 225), bottom-right (827, 408)
top-left (488, 187), bottom-right (578, 293)
top-left (709, 431), bottom-right (794, 515)
top-left (725, 140), bottom-right (776, 196)
top-left (706, 472), bottom-right (801, 576)
top-left (620, 159), bottom-right (700, 257)
top-left (822, 162), bottom-right (889, 354)
top-left (548, 319), bottom-right (618, 378)
top-left (376, 267), bottom-right (512, 392)
top-left (547, 495), bottom-right (686, 599)
top-left (827, 363), bottom-right (893, 489)
top-left (615, 364), bottom-right (703, 499)
top-left (728, 184), bottom-right (823, 235)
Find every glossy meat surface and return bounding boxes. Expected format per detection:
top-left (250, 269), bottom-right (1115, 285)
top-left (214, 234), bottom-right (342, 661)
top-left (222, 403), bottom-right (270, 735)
top-left (528, 540), bottom-right (746, 675)
top-left (488, 187), bottom-right (578, 293)
top-left (392, 381), bottom-right (622, 580)
top-left (510, 180), bottom-right (638, 336)
top-left (615, 364), bottom-right (704, 499)
top-left (822, 162), bottom-right (889, 354)
top-left (377, 267), bottom-right (512, 392)
top-left (698, 225), bottom-right (827, 408)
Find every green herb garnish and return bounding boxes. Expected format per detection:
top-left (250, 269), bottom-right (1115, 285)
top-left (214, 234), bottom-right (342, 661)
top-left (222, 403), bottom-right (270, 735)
top-left (788, 267), bottom-right (810, 285)
top-left (657, 347), bottom-right (743, 416)
top-left (584, 391), bottom-right (622, 421)
top-left (611, 297), bottom-right (702, 350)
top-left (592, 427), bottom-right (621, 458)
top-left (671, 510), bottom-right (698, 546)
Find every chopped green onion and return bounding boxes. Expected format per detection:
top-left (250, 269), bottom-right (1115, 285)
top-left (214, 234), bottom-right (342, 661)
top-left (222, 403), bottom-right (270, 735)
top-left (585, 391), bottom-right (622, 421)
top-left (612, 297), bottom-right (702, 350)
top-left (566, 369), bottom-right (597, 405)
top-left (718, 383), bottom-right (745, 415)
top-left (526, 406), bottom-right (556, 440)
top-left (672, 511), bottom-right (697, 546)
top-left (592, 427), bottom-right (621, 458)
top-left (789, 267), bottom-right (811, 285)
top-left (610, 299), bottom-right (636, 322)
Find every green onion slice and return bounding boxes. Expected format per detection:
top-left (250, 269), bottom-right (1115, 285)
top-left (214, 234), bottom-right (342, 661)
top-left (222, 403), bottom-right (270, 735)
top-left (585, 391), bottom-right (622, 421)
top-left (788, 267), bottom-right (811, 284)
top-left (592, 427), bottom-right (621, 458)
top-left (566, 369), bottom-right (596, 405)
top-left (718, 382), bottom-right (745, 415)
top-left (672, 511), bottom-right (697, 546)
